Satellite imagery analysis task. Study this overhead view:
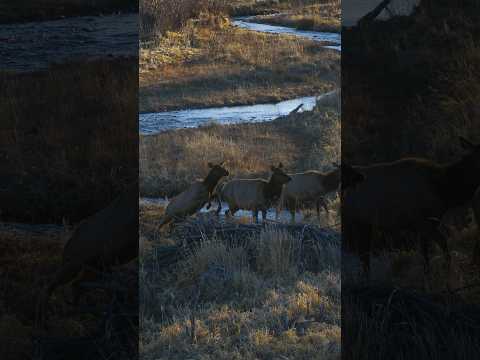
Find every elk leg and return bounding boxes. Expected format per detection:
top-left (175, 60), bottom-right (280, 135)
top-left (423, 219), bottom-right (451, 272)
top-left (227, 206), bottom-right (238, 218)
top-left (316, 198), bottom-right (328, 218)
top-left (356, 224), bottom-right (372, 279)
top-left (70, 267), bottom-right (100, 305)
top-left (287, 199), bottom-right (295, 224)
top-left (253, 209), bottom-right (259, 223)
top-left (261, 209), bottom-right (267, 222)
top-left (37, 262), bottom-right (82, 327)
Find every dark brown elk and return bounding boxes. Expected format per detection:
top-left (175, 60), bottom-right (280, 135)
top-left (158, 162), bottom-right (229, 229)
top-left (39, 182), bottom-right (138, 322)
top-left (217, 163), bottom-right (291, 222)
top-left (278, 167), bottom-right (341, 223)
top-left (341, 162), bottom-right (365, 195)
top-left (473, 186), bottom-right (480, 265)
top-left (343, 137), bottom-right (480, 277)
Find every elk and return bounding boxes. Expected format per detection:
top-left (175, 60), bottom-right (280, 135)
top-left (341, 162), bottom-right (365, 195)
top-left (343, 137), bottom-right (480, 277)
top-left (473, 186), bottom-right (480, 265)
top-left (216, 163), bottom-right (291, 222)
top-left (158, 162), bottom-right (229, 229)
top-left (38, 182), bottom-right (138, 324)
top-left (278, 166), bottom-right (341, 223)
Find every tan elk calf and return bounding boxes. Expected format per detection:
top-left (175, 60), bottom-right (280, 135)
top-left (278, 166), bottom-right (341, 223)
top-left (158, 162), bottom-right (229, 229)
top-left (343, 137), bottom-right (480, 278)
top-left (217, 163), bottom-right (291, 222)
top-left (40, 182), bottom-right (138, 321)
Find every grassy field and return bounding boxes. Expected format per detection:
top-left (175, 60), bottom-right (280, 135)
top-left (140, 0), bottom-right (338, 38)
top-left (139, 95), bottom-right (341, 358)
top-left (140, 209), bottom-right (341, 359)
top-left (140, 14), bottom-right (338, 112)
top-left (140, 98), bottom-right (340, 197)
top-left (246, 1), bottom-right (341, 32)
top-left (0, 0), bottom-right (136, 24)
top-left (0, 57), bottom-right (138, 223)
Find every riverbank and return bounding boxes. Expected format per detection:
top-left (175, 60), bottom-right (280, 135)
top-left (0, 57), bottom-right (137, 223)
top-left (0, 0), bottom-right (136, 24)
top-left (245, 2), bottom-right (341, 33)
top-left (140, 15), bottom-right (338, 113)
top-left (140, 97), bottom-right (339, 198)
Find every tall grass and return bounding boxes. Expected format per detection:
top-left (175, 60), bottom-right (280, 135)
top-left (140, 225), bottom-right (341, 359)
top-left (140, 0), bottom-right (228, 40)
top-left (0, 58), bottom-right (138, 223)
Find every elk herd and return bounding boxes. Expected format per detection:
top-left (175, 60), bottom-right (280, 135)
top-left (158, 162), bottom-right (343, 227)
top-left (40, 136), bottom-right (480, 322)
top-left (158, 136), bottom-right (480, 279)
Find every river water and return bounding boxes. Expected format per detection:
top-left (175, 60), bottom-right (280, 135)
top-left (233, 18), bottom-right (341, 51)
top-left (140, 197), bottom-right (304, 223)
top-left (139, 19), bottom-right (341, 134)
top-left (0, 13), bottom-right (137, 72)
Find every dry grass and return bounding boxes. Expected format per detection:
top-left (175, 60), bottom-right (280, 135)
top-left (1, 58), bottom-right (138, 223)
top-left (0, 224), bottom-right (138, 359)
top-left (140, 15), bottom-right (338, 112)
top-left (140, 100), bottom-right (340, 197)
top-left (0, 0), bottom-right (136, 24)
top-left (140, 222), bottom-right (341, 360)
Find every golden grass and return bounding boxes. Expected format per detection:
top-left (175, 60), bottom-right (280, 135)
top-left (140, 15), bottom-right (339, 112)
top-left (140, 224), bottom-right (341, 360)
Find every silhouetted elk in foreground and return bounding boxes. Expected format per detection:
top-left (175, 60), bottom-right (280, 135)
top-left (343, 137), bottom-right (480, 278)
top-left (341, 163), bottom-right (365, 195)
top-left (217, 163), bottom-right (291, 222)
top-left (158, 162), bottom-right (229, 229)
top-left (38, 182), bottom-right (138, 324)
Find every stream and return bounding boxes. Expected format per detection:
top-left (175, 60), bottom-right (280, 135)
top-left (140, 95), bottom-right (320, 134)
top-left (139, 18), bottom-right (340, 134)
top-left (0, 13), bottom-right (137, 73)
top-left (233, 17), bottom-right (341, 51)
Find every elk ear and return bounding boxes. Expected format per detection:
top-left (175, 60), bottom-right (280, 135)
top-left (208, 162), bottom-right (213, 168)
top-left (220, 161), bottom-right (225, 166)
top-left (278, 162), bottom-right (283, 168)
top-left (459, 136), bottom-right (475, 150)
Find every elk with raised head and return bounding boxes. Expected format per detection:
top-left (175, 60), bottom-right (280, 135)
top-left (158, 162), bottom-right (229, 229)
top-left (343, 137), bottom-right (480, 277)
top-left (217, 163), bottom-right (291, 222)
